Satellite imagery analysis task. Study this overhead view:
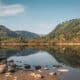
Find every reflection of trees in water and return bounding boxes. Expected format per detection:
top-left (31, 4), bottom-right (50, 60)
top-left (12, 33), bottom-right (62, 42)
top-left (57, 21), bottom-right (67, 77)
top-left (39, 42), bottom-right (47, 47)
top-left (46, 47), bottom-right (80, 68)
top-left (0, 46), bottom-right (80, 68)
top-left (0, 48), bottom-right (40, 59)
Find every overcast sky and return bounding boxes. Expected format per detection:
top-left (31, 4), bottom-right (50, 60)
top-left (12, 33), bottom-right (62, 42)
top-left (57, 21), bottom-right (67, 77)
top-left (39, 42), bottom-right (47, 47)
top-left (0, 0), bottom-right (80, 34)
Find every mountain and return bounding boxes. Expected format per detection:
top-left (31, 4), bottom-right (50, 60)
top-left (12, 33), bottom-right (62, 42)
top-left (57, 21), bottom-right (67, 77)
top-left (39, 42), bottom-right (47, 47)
top-left (15, 31), bottom-right (39, 39)
top-left (0, 25), bottom-right (18, 38)
top-left (0, 25), bottom-right (39, 39)
top-left (47, 19), bottom-right (80, 41)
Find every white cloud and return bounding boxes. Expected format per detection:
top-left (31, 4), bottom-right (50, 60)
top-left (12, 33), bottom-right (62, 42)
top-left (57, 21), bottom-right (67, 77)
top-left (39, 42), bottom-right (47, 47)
top-left (0, 4), bottom-right (24, 16)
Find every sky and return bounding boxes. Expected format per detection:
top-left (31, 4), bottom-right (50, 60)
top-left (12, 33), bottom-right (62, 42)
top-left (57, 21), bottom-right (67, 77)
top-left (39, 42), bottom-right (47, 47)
top-left (0, 0), bottom-right (80, 34)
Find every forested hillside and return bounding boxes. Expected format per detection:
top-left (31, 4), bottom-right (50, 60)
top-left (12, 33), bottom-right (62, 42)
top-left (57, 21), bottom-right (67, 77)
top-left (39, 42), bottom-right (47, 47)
top-left (46, 19), bottom-right (80, 41)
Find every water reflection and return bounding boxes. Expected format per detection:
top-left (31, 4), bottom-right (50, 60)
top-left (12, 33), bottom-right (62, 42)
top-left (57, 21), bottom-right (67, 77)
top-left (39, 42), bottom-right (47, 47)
top-left (0, 47), bottom-right (80, 68)
top-left (0, 46), bottom-right (80, 68)
top-left (47, 47), bottom-right (80, 68)
top-left (0, 46), bottom-right (80, 80)
top-left (8, 51), bottom-right (58, 67)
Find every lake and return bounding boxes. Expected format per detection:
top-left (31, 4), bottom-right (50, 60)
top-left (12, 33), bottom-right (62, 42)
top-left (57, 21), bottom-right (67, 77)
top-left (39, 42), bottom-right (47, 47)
top-left (0, 46), bottom-right (80, 80)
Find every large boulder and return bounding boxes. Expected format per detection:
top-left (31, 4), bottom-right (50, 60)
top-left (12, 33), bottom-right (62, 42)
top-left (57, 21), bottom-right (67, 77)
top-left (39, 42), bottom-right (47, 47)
top-left (0, 64), bottom-right (7, 73)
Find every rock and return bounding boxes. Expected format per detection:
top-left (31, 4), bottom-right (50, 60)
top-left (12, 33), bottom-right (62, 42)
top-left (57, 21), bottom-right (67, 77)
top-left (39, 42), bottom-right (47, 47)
top-left (14, 76), bottom-right (17, 80)
top-left (7, 60), bottom-right (16, 73)
top-left (8, 60), bottom-right (14, 63)
top-left (0, 64), bottom-right (7, 73)
top-left (30, 73), bottom-right (43, 79)
top-left (35, 65), bottom-right (41, 70)
top-left (53, 65), bottom-right (62, 68)
top-left (49, 72), bottom-right (57, 76)
top-left (35, 74), bottom-right (42, 78)
top-left (30, 72), bottom-right (35, 76)
top-left (24, 64), bottom-right (31, 69)
top-left (5, 72), bottom-right (12, 77)
top-left (44, 67), bottom-right (49, 70)
top-left (0, 59), bottom-right (7, 64)
top-left (38, 70), bottom-right (42, 72)
top-left (8, 65), bottom-right (15, 72)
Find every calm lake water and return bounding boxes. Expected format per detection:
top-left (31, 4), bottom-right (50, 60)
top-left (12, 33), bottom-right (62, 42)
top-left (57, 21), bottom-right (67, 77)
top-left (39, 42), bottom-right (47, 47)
top-left (0, 46), bottom-right (80, 80)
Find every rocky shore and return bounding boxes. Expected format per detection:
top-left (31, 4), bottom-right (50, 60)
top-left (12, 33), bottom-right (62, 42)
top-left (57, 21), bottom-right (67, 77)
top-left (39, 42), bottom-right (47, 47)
top-left (0, 60), bottom-right (60, 80)
top-left (0, 70), bottom-right (59, 80)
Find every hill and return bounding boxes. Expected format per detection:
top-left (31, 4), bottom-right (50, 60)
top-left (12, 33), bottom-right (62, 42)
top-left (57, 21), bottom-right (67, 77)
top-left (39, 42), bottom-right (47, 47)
top-left (46, 19), bottom-right (80, 41)
top-left (15, 31), bottom-right (39, 39)
top-left (0, 25), bottom-right (18, 38)
top-left (0, 25), bottom-right (39, 40)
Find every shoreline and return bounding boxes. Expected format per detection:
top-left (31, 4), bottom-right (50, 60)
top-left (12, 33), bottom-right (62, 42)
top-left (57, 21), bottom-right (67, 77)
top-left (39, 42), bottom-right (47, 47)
top-left (0, 60), bottom-right (60, 80)
top-left (0, 69), bottom-right (59, 80)
top-left (1, 42), bottom-right (80, 46)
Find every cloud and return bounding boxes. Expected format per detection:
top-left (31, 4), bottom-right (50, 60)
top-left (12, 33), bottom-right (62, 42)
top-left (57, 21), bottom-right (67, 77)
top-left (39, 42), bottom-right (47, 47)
top-left (0, 4), bottom-right (24, 16)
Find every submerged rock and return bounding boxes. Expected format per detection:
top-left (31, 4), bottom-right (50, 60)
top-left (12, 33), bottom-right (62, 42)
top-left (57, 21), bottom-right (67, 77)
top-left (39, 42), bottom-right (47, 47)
top-left (49, 72), bottom-right (57, 76)
top-left (53, 65), bottom-right (62, 68)
top-left (44, 67), bottom-right (49, 70)
top-left (24, 64), bottom-right (31, 69)
top-left (35, 65), bottom-right (41, 70)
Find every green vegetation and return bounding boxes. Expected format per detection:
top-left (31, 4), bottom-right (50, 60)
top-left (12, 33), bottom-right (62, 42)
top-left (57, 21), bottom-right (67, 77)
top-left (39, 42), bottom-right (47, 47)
top-left (0, 25), bottom-right (39, 41)
top-left (46, 46), bottom-right (80, 68)
top-left (46, 18), bottom-right (80, 41)
top-left (1, 18), bottom-right (80, 44)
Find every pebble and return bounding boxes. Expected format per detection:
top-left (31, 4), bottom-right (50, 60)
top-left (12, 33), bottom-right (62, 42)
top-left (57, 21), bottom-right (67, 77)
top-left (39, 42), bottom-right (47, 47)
top-left (5, 72), bottom-right (12, 77)
top-left (24, 64), bottom-right (31, 69)
top-left (49, 72), bottom-right (57, 76)
top-left (35, 65), bottom-right (42, 70)
top-left (44, 67), bottom-right (49, 70)
top-left (38, 70), bottom-right (42, 72)
top-left (30, 72), bottom-right (43, 79)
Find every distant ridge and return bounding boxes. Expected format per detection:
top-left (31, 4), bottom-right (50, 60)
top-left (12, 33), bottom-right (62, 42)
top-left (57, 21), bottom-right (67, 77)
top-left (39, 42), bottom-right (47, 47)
top-left (0, 25), bottom-right (39, 39)
top-left (15, 31), bottom-right (39, 39)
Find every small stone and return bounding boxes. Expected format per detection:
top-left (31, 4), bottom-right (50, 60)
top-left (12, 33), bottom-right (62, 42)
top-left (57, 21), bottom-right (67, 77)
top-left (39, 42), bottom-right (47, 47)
top-left (44, 67), bottom-right (49, 70)
top-left (24, 64), bottom-right (31, 69)
top-left (8, 65), bottom-right (16, 73)
top-left (35, 65), bottom-right (41, 70)
top-left (53, 65), bottom-right (62, 68)
top-left (7, 60), bottom-right (16, 73)
top-left (14, 76), bottom-right (17, 80)
top-left (30, 72), bottom-right (35, 76)
top-left (38, 70), bottom-right (42, 72)
top-left (30, 73), bottom-right (43, 79)
top-left (35, 74), bottom-right (42, 78)
top-left (8, 60), bottom-right (14, 63)
top-left (49, 72), bottom-right (57, 76)
top-left (5, 72), bottom-right (12, 77)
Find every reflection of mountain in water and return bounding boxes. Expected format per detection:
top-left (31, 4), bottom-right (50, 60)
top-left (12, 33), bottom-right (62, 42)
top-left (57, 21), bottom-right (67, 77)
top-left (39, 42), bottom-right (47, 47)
top-left (0, 47), bottom-right (80, 68)
top-left (47, 47), bottom-right (80, 68)
top-left (0, 48), bottom-right (39, 59)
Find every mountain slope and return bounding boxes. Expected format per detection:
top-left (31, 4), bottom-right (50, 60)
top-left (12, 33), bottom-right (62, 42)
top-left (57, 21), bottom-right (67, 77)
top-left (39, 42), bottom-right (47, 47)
top-left (0, 25), bottom-right (39, 39)
top-left (47, 19), bottom-right (80, 40)
top-left (0, 25), bottom-right (18, 38)
top-left (15, 31), bottom-right (39, 39)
